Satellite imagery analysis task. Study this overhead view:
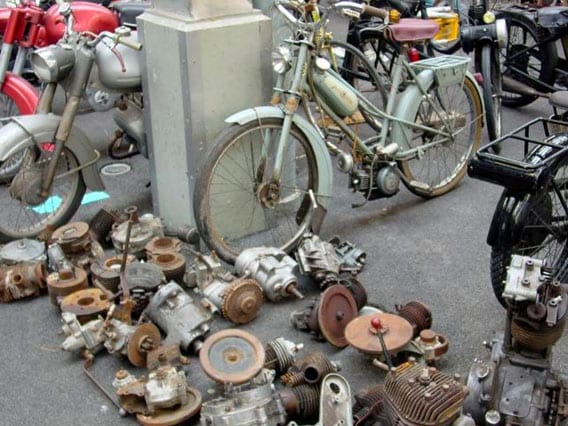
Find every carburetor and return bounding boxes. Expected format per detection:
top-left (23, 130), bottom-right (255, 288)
top-left (0, 262), bottom-right (46, 303)
top-left (463, 255), bottom-right (568, 425)
top-left (235, 247), bottom-right (303, 302)
top-left (110, 207), bottom-right (164, 257)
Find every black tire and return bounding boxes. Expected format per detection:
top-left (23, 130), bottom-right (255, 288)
top-left (398, 74), bottom-right (483, 197)
top-left (476, 43), bottom-right (502, 142)
top-left (501, 13), bottom-right (557, 108)
top-left (194, 118), bottom-right (320, 264)
top-left (0, 146), bottom-right (85, 242)
top-left (489, 134), bottom-right (568, 307)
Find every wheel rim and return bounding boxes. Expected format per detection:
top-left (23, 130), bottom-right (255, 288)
top-left (0, 93), bottom-right (22, 181)
top-left (202, 123), bottom-right (317, 259)
top-left (0, 147), bottom-right (82, 238)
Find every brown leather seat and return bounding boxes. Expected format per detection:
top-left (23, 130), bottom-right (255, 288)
top-left (388, 18), bottom-right (440, 42)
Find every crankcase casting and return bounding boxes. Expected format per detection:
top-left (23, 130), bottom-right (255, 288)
top-left (235, 247), bottom-right (303, 301)
top-left (296, 233), bottom-right (342, 286)
top-left (111, 211), bottom-right (164, 257)
top-left (146, 282), bottom-right (213, 353)
top-left (0, 262), bottom-right (46, 303)
top-left (186, 253), bottom-right (224, 288)
top-left (51, 222), bottom-right (104, 269)
top-left (0, 238), bottom-right (46, 265)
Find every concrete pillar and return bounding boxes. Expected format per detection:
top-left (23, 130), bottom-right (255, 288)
top-left (138, 0), bottom-right (272, 228)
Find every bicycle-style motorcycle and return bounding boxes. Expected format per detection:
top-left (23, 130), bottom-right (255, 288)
top-left (193, 0), bottom-right (484, 264)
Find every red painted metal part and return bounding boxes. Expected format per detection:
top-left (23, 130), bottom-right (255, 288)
top-left (1, 73), bottom-right (39, 114)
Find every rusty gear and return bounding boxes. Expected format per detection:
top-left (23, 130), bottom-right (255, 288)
top-left (148, 252), bottom-right (186, 283)
top-left (127, 323), bottom-right (162, 368)
top-left (199, 329), bottom-right (265, 385)
top-left (60, 288), bottom-right (111, 323)
top-left (135, 387), bottom-right (202, 426)
top-left (345, 313), bottom-right (414, 356)
top-left (46, 267), bottom-right (88, 306)
top-left (220, 278), bottom-right (264, 324)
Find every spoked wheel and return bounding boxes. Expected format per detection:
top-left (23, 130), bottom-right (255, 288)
top-left (476, 43), bottom-right (502, 142)
top-left (0, 146), bottom-right (86, 242)
top-left (500, 14), bottom-right (557, 108)
top-left (398, 75), bottom-right (483, 198)
top-left (490, 136), bottom-right (568, 307)
top-left (0, 92), bottom-right (22, 182)
top-left (194, 118), bottom-right (321, 264)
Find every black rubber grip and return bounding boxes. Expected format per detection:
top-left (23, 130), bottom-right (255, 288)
top-left (362, 4), bottom-right (389, 19)
top-left (386, 0), bottom-right (412, 17)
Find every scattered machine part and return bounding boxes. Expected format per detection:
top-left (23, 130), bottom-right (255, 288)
top-left (235, 247), bottom-right (304, 301)
top-left (396, 301), bottom-right (433, 338)
top-left (338, 276), bottom-right (368, 310)
top-left (124, 262), bottom-right (165, 317)
top-left (355, 361), bottom-right (473, 426)
top-left (163, 226), bottom-right (200, 251)
top-left (147, 252), bottom-right (186, 284)
top-left (264, 337), bottom-right (304, 375)
top-left (144, 236), bottom-right (182, 256)
top-left (90, 255), bottom-right (136, 293)
top-left (146, 282), bottom-right (213, 353)
top-left (111, 208), bottom-right (164, 257)
top-left (112, 369), bottom-right (137, 389)
top-left (0, 238), bottom-right (46, 265)
top-left (280, 351), bottom-right (340, 387)
top-left (61, 288), bottom-right (111, 323)
top-left (185, 253), bottom-right (223, 288)
top-left (46, 267), bottom-right (89, 306)
top-left (201, 275), bottom-right (264, 324)
top-left (413, 330), bottom-right (449, 365)
top-left (89, 207), bottom-right (120, 244)
top-left (199, 329), bottom-right (265, 385)
top-left (51, 221), bottom-right (105, 268)
top-left (290, 284), bottom-right (359, 347)
top-left (463, 255), bottom-right (568, 425)
top-left (278, 384), bottom-right (320, 420)
top-left (296, 233), bottom-right (342, 286)
top-left (199, 369), bottom-right (287, 426)
top-left (47, 243), bottom-right (75, 272)
top-left (0, 262), bottom-right (46, 303)
top-left (116, 346), bottom-right (201, 424)
top-left (61, 312), bottom-right (105, 356)
top-left (330, 236), bottom-right (366, 273)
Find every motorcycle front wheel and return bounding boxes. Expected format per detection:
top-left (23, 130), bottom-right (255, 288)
top-left (490, 134), bottom-right (568, 307)
top-left (0, 92), bottom-right (22, 182)
top-left (194, 118), bottom-right (320, 264)
top-left (0, 146), bottom-right (86, 242)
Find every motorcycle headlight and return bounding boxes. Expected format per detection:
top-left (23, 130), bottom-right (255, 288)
top-left (272, 46), bottom-right (292, 75)
top-left (31, 45), bottom-right (75, 83)
top-left (482, 11), bottom-right (496, 24)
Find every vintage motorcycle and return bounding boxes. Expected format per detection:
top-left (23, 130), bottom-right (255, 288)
top-left (0, 3), bottom-right (144, 241)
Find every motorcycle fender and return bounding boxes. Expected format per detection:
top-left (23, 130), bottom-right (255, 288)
top-left (225, 106), bottom-right (334, 207)
top-left (390, 70), bottom-right (484, 150)
top-left (1, 73), bottom-right (39, 115)
top-left (0, 114), bottom-right (105, 191)
top-left (486, 191), bottom-right (530, 248)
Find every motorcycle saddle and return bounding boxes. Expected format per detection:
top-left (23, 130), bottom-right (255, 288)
top-left (111, 1), bottom-right (151, 28)
top-left (538, 6), bottom-right (568, 28)
top-left (387, 18), bottom-right (439, 42)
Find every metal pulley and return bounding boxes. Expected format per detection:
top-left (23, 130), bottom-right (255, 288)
top-left (345, 313), bottom-right (414, 356)
top-left (199, 329), bottom-right (265, 385)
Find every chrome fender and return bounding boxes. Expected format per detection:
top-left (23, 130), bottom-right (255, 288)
top-left (0, 114), bottom-right (105, 190)
top-left (225, 106), bottom-right (334, 207)
top-left (390, 70), bottom-right (484, 151)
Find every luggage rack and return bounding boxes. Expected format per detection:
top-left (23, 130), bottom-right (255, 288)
top-left (468, 117), bottom-right (568, 194)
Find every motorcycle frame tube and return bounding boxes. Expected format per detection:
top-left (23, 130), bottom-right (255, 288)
top-left (1, 72), bottom-right (39, 114)
top-left (0, 114), bottom-right (104, 190)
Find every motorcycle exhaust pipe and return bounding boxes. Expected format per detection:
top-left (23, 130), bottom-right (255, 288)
top-left (502, 76), bottom-right (549, 99)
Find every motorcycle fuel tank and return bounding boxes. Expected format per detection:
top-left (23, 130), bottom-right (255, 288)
top-left (95, 32), bottom-right (141, 91)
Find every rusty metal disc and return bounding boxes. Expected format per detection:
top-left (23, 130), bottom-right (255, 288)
top-left (148, 252), bottom-right (186, 283)
top-left (221, 278), bottom-right (264, 324)
top-left (60, 288), bottom-right (111, 322)
top-left (345, 313), bottom-right (413, 355)
top-left (46, 267), bottom-right (88, 306)
top-left (91, 255), bottom-right (136, 292)
top-left (52, 222), bottom-right (90, 253)
top-left (318, 284), bottom-right (358, 348)
top-left (136, 387), bottom-right (202, 426)
top-left (199, 329), bottom-right (265, 384)
top-left (127, 323), bottom-right (162, 368)
top-left (145, 236), bottom-right (182, 256)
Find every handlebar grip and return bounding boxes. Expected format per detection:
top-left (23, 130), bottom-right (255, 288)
top-left (361, 5), bottom-right (389, 19)
top-left (385, 0), bottom-right (411, 17)
top-left (117, 36), bottom-right (143, 51)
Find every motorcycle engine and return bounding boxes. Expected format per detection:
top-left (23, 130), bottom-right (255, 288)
top-left (350, 163), bottom-right (400, 200)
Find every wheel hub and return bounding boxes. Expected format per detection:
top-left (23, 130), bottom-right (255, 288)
top-left (257, 182), bottom-right (281, 208)
top-left (9, 164), bottom-right (47, 206)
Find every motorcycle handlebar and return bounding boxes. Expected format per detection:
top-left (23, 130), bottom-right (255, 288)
top-left (361, 4), bottom-right (389, 19)
top-left (115, 35), bottom-right (143, 51)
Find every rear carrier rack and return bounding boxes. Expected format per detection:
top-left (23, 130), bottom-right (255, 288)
top-left (468, 117), bottom-right (568, 194)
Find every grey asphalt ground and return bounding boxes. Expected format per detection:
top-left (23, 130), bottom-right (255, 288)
top-left (1, 9), bottom-right (568, 426)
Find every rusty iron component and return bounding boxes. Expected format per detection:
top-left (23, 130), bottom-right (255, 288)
top-left (124, 262), bottom-right (165, 317)
top-left (112, 369), bottom-right (137, 389)
top-left (338, 275), bottom-right (368, 310)
top-left (47, 243), bottom-right (74, 272)
top-left (199, 369), bottom-right (287, 426)
top-left (89, 207), bottom-right (120, 243)
top-left (186, 253), bottom-right (223, 288)
top-left (345, 313), bottom-right (414, 356)
top-left (127, 323), bottom-right (162, 367)
top-left (330, 236), bottom-right (367, 273)
top-left (510, 318), bottom-right (565, 352)
top-left (90, 254), bottom-right (136, 293)
top-left (61, 288), bottom-right (111, 323)
top-left (46, 267), bottom-right (89, 306)
top-left (414, 330), bottom-right (449, 365)
top-left (0, 238), bottom-right (46, 265)
top-left (290, 285), bottom-right (358, 348)
top-left (0, 262), bottom-right (46, 303)
top-left (163, 226), bottom-right (200, 250)
top-left (352, 385), bottom-right (384, 426)
top-left (111, 212), bottom-right (164, 257)
top-left (61, 312), bottom-right (105, 354)
top-left (135, 388), bottom-right (202, 426)
top-left (146, 344), bottom-right (191, 371)
top-left (264, 337), bottom-right (303, 375)
top-left (51, 222), bottom-right (90, 253)
top-left (397, 301), bottom-right (433, 338)
top-left (295, 233), bottom-right (342, 286)
top-left (145, 236), bottom-right (182, 256)
top-left (380, 361), bottom-right (469, 426)
top-left (200, 329), bottom-right (265, 385)
top-left (146, 281), bottom-right (213, 353)
top-left (148, 252), bottom-right (186, 284)
top-left (280, 351), bottom-right (340, 387)
top-left (235, 247), bottom-right (303, 302)
top-left (278, 384), bottom-right (320, 420)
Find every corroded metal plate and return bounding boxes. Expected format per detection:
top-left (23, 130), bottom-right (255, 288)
top-left (345, 313), bottom-right (413, 355)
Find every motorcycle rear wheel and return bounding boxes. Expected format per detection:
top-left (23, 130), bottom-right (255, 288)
top-left (0, 146), bottom-right (85, 242)
top-left (194, 118), bottom-right (320, 264)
